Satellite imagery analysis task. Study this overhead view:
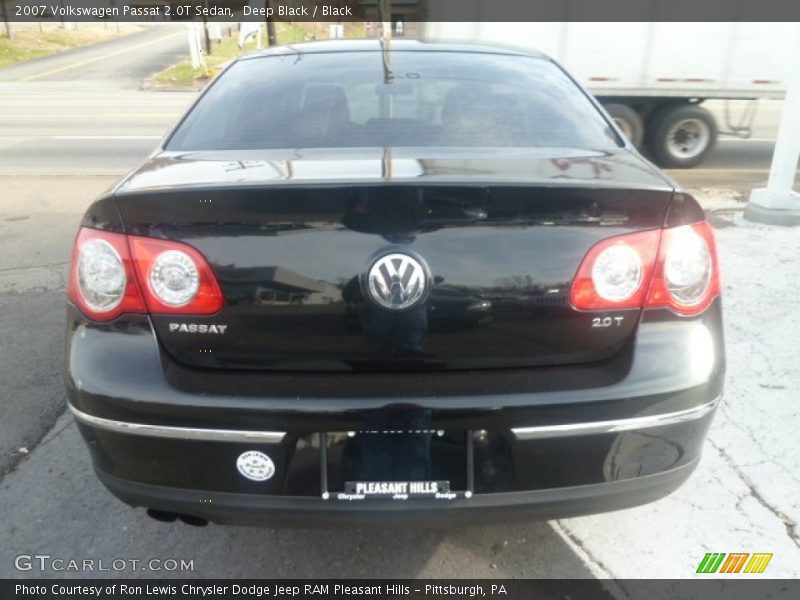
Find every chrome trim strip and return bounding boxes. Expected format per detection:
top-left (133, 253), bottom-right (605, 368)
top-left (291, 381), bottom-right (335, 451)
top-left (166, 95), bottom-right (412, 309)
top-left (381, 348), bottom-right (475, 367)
top-left (511, 396), bottom-right (721, 440)
top-left (68, 405), bottom-right (286, 444)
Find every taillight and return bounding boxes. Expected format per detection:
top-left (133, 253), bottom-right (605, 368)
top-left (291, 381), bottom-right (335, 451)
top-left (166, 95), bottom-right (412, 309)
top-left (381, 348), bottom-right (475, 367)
top-left (570, 222), bottom-right (719, 316)
top-left (128, 236), bottom-right (223, 315)
top-left (570, 229), bottom-right (661, 310)
top-left (67, 229), bottom-right (146, 321)
top-left (645, 221), bottom-right (720, 315)
top-left (68, 228), bottom-right (223, 321)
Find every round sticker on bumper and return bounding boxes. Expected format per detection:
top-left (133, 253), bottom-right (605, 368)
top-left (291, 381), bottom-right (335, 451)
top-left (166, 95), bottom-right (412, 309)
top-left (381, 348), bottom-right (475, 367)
top-left (236, 451), bottom-right (275, 482)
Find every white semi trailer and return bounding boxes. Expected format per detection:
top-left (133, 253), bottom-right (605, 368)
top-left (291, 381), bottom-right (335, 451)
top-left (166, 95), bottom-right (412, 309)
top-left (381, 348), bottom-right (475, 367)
top-left (423, 22), bottom-right (800, 167)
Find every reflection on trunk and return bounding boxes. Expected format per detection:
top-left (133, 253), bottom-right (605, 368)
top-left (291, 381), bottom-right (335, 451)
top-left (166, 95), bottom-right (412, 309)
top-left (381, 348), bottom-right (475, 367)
top-left (116, 154), bottom-right (673, 371)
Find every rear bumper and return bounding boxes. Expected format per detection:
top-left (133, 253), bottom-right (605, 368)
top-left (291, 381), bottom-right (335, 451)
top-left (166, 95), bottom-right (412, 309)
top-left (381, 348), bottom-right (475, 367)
top-left (95, 458), bottom-right (699, 527)
top-left (66, 300), bottom-right (725, 525)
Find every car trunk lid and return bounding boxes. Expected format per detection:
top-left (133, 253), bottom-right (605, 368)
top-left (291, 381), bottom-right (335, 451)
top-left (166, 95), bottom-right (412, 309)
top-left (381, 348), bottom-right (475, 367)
top-left (114, 148), bottom-right (674, 372)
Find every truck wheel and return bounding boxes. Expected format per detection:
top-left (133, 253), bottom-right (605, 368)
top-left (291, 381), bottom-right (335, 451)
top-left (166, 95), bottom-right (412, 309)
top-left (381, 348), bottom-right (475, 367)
top-left (647, 104), bottom-right (717, 168)
top-left (604, 103), bottom-right (644, 147)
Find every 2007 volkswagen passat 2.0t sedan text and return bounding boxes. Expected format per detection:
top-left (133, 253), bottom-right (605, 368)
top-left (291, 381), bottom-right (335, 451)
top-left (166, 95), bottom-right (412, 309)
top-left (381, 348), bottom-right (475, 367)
top-left (65, 41), bottom-right (724, 526)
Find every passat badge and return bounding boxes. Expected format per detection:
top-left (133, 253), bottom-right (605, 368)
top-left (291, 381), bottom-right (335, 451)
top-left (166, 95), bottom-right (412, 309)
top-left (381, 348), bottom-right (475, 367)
top-left (367, 252), bottom-right (428, 310)
top-left (169, 323), bottom-right (227, 334)
top-left (236, 451), bottom-right (275, 482)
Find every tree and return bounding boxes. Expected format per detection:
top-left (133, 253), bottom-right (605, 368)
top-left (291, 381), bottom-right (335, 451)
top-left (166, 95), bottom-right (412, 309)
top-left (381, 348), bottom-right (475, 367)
top-left (1, 0), bottom-right (11, 40)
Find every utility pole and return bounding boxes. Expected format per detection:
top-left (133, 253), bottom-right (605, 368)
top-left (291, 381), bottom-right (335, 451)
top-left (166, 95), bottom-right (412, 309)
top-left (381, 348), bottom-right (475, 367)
top-left (265, 0), bottom-right (277, 47)
top-left (378, 0), bottom-right (392, 40)
top-left (202, 0), bottom-right (212, 55)
top-left (1, 1), bottom-right (11, 40)
top-left (266, 20), bottom-right (277, 46)
top-left (745, 38), bottom-right (800, 226)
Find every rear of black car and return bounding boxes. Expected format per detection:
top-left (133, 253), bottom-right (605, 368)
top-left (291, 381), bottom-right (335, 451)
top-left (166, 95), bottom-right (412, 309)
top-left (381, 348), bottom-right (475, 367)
top-left (65, 41), bottom-right (724, 526)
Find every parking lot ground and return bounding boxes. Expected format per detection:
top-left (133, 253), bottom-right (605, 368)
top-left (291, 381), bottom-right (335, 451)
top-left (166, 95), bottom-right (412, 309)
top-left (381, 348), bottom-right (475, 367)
top-left (0, 177), bottom-right (117, 476)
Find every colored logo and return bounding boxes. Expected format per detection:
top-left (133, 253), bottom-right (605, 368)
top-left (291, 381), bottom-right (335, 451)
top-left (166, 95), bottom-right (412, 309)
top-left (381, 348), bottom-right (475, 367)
top-left (696, 553), bottom-right (773, 574)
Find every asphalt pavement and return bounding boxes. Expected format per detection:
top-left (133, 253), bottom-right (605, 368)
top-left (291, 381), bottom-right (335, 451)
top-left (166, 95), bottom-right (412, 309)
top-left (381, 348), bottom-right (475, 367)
top-left (0, 29), bottom-right (797, 580)
top-left (0, 25), bottom-right (187, 86)
top-left (669, 99), bottom-right (794, 190)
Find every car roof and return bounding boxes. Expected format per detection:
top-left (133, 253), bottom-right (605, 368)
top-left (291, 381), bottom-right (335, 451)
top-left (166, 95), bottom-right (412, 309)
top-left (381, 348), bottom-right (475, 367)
top-left (237, 39), bottom-right (549, 62)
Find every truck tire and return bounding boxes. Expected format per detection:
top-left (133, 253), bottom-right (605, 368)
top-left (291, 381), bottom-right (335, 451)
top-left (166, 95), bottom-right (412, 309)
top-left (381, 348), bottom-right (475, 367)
top-left (603, 103), bottom-right (644, 147)
top-left (646, 104), bottom-right (717, 168)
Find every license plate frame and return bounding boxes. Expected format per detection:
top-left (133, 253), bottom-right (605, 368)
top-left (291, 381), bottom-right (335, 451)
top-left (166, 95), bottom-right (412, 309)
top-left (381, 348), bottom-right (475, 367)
top-left (343, 480), bottom-right (453, 500)
top-left (319, 430), bottom-right (475, 501)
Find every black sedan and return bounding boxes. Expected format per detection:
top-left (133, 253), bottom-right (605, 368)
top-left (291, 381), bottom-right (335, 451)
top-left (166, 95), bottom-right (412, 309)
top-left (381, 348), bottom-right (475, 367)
top-left (65, 40), bottom-right (724, 526)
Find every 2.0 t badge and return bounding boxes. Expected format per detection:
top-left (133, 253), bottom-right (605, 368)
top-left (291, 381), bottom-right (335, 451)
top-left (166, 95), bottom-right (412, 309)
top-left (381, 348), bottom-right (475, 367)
top-left (367, 252), bottom-right (429, 311)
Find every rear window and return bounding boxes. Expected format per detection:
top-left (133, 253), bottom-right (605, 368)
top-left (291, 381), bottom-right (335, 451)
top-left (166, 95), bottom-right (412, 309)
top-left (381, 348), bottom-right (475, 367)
top-left (166, 49), bottom-right (620, 151)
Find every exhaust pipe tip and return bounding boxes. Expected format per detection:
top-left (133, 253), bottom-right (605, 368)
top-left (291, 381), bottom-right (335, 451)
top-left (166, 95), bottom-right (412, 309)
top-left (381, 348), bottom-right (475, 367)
top-left (146, 508), bottom-right (178, 523)
top-left (178, 514), bottom-right (209, 527)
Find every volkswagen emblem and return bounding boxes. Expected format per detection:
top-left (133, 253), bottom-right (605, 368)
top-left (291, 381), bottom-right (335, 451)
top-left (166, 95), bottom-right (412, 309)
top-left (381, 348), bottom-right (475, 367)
top-left (367, 252), bottom-right (428, 311)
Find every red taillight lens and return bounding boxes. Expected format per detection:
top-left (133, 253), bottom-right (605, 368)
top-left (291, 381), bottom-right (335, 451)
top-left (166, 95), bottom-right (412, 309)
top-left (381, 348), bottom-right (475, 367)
top-left (128, 236), bottom-right (223, 315)
top-left (570, 222), bottom-right (720, 316)
top-left (645, 221), bottom-right (720, 316)
top-left (68, 228), bottom-right (223, 320)
top-left (67, 229), bottom-right (146, 321)
top-left (570, 229), bottom-right (661, 310)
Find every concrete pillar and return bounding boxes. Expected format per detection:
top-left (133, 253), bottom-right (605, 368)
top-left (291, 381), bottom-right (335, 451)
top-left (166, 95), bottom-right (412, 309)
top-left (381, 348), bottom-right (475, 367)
top-left (745, 41), bottom-right (800, 226)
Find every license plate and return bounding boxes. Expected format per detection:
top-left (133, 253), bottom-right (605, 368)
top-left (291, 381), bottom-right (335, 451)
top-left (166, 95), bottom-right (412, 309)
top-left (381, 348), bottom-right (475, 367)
top-left (344, 480), bottom-right (451, 500)
top-left (321, 430), bottom-right (469, 501)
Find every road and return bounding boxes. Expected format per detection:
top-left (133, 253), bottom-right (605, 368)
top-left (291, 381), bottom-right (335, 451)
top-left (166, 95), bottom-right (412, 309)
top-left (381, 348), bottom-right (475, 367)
top-left (0, 29), bottom-right (797, 580)
top-left (0, 25), bottom-right (187, 87)
top-left (670, 99), bottom-right (799, 191)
